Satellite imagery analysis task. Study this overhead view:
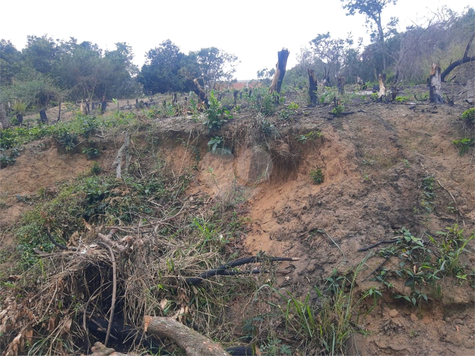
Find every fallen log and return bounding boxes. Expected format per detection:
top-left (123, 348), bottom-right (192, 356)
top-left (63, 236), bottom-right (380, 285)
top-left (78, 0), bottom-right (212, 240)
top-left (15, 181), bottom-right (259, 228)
top-left (144, 316), bottom-right (230, 356)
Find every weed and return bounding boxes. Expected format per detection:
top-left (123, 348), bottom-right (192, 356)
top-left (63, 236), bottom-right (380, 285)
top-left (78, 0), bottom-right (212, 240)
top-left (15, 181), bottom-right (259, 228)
top-left (207, 136), bottom-right (231, 155)
top-left (296, 130), bottom-right (322, 144)
top-left (452, 138), bottom-right (474, 155)
top-left (420, 175), bottom-right (435, 213)
top-left (309, 168), bottom-right (324, 184)
top-left (82, 146), bottom-right (100, 160)
top-left (90, 161), bottom-right (102, 175)
top-left (331, 104), bottom-right (345, 117)
top-left (204, 91), bottom-right (232, 132)
top-left (460, 107), bottom-right (475, 127)
top-left (278, 102), bottom-right (299, 121)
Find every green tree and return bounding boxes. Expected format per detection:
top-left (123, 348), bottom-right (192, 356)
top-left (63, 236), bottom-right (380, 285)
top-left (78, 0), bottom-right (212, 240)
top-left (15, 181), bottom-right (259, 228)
top-left (138, 40), bottom-right (187, 94)
top-left (310, 32), bottom-right (354, 86)
top-left (0, 40), bottom-right (22, 85)
top-left (104, 42), bottom-right (141, 98)
top-left (22, 35), bottom-right (59, 75)
top-left (190, 47), bottom-right (238, 90)
top-left (341, 0), bottom-right (398, 71)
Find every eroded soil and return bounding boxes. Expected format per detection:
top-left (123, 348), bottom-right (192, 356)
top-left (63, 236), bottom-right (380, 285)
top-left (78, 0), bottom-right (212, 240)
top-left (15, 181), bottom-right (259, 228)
top-left (1, 98), bottom-right (474, 355)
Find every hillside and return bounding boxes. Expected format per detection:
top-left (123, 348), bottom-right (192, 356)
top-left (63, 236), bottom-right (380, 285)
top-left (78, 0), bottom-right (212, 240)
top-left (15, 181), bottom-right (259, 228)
top-left (0, 88), bottom-right (474, 355)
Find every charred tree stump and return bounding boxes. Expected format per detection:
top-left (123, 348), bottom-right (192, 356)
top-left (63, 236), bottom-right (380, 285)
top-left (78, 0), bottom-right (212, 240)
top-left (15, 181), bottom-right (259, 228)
top-left (101, 100), bottom-right (107, 113)
top-left (0, 103), bottom-right (10, 130)
top-left (192, 79), bottom-right (208, 109)
top-left (323, 67), bottom-right (332, 88)
top-left (57, 102), bottom-right (61, 122)
top-left (308, 68), bottom-right (318, 106)
top-left (39, 109), bottom-right (48, 124)
top-left (429, 64), bottom-right (445, 104)
top-left (337, 76), bottom-right (345, 95)
top-left (269, 48), bottom-right (290, 94)
top-left (378, 74), bottom-right (386, 100)
top-left (144, 316), bottom-right (230, 356)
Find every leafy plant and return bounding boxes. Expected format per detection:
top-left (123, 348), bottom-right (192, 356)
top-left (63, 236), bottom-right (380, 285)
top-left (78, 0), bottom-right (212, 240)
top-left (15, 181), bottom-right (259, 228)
top-left (331, 104), bottom-right (345, 117)
top-left (82, 146), bottom-right (100, 160)
top-left (460, 107), bottom-right (475, 127)
top-left (453, 138), bottom-right (474, 155)
top-left (296, 130), bottom-right (322, 143)
top-left (420, 175), bottom-right (435, 213)
top-left (309, 168), bottom-right (324, 184)
top-left (204, 91), bottom-right (232, 131)
top-left (207, 136), bottom-right (231, 155)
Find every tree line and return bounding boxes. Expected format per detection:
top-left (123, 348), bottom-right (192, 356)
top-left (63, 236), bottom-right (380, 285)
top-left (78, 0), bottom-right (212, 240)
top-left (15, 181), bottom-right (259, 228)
top-left (0, 1), bottom-right (473, 117)
top-left (0, 36), bottom-right (238, 115)
top-left (284, 2), bottom-right (474, 89)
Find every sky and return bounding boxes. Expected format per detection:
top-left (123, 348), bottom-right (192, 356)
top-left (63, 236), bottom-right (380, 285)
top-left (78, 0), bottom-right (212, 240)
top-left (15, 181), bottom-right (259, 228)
top-left (1, 0), bottom-right (472, 80)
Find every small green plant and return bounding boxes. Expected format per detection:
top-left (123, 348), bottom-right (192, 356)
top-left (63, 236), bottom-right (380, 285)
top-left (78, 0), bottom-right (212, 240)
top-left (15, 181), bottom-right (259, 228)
top-left (309, 168), bottom-right (324, 184)
top-left (279, 102), bottom-right (299, 121)
top-left (420, 175), bottom-right (435, 213)
top-left (452, 138), bottom-right (474, 155)
top-left (331, 104), bottom-right (345, 117)
top-left (460, 107), bottom-right (475, 127)
top-left (204, 91), bottom-right (232, 131)
top-left (395, 96), bottom-right (410, 103)
top-left (89, 162), bottom-right (102, 175)
top-left (207, 136), bottom-right (231, 155)
top-left (82, 146), bottom-right (100, 160)
top-left (296, 130), bottom-right (322, 144)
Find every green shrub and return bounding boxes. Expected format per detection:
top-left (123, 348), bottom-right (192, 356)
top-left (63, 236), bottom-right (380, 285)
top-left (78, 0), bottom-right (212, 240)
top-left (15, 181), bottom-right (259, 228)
top-left (460, 107), bottom-right (475, 127)
top-left (310, 168), bottom-right (324, 184)
top-left (204, 91), bottom-right (232, 131)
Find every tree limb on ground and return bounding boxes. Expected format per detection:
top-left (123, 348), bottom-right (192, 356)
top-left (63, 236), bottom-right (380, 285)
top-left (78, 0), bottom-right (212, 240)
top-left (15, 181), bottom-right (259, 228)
top-left (144, 316), bottom-right (230, 356)
top-left (185, 255), bottom-right (298, 285)
top-left (113, 131), bottom-right (130, 179)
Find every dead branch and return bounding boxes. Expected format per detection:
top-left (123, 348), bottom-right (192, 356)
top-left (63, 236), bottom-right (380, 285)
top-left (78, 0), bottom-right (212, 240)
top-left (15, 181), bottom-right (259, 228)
top-left (98, 232), bottom-right (129, 253)
top-left (437, 179), bottom-right (466, 227)
top-left (441, 30), bottom-right (475, 82)
top-left (185, 255), bottom-right (299, 285)
top-left (97, 242), bottom-right (117, 347)
top-left (144, 316), bottom-right (230, 356)
top-left (86, 341), bottom-right (135, 356)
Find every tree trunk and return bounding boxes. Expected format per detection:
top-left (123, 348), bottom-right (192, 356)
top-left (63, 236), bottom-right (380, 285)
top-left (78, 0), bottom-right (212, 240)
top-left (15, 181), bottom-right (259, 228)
top-left (429, 63), bottom-right (444, 104)
top-left (441, 30), bottom-right (475, 82)
top-left (57, 102), bottom-right (62, 122)
top-left (378, 74), bottom-right (386, 99)
top-left (269, 48), bottom-right (290, 94)
top-left (308, 68), bottom-right (318, 106)
top-left (0, 103), bottom-right (10, 130)
top-left (337, 76), bottom-right (345, 95)
top-left (192, 79), bottom-right (208, 109)
top-left (144, 316), bottom-right (230, 356)
top-left (39, 109), bottom-right (48, 124)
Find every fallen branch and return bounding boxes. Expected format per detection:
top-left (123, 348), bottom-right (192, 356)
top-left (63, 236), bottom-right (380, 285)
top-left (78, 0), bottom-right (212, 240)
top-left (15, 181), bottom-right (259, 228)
top-left (97, 242), bottom-right (117, 347)
top-left (437, 179), bottom-right (466, 227)
top-left (361, 257), bottom-right (389, 282)
top-left (185, 255), bottom-right (298, 285)
top-left (144, 316), bottom-right (230, 356)
top-left (358, 239), bottom-right (398, 252)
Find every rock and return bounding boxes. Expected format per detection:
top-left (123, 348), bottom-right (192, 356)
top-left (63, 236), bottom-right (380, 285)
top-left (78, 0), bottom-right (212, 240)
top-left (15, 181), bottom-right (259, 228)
top-left (410, 313), bottom-right (418, 322)
top-left (389, 309), bottom-right (399, 318)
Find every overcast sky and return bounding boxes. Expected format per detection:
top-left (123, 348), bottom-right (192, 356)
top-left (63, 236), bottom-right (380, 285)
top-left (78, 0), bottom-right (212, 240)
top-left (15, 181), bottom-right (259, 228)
top-left (1, 0), bottom-right (472, 80)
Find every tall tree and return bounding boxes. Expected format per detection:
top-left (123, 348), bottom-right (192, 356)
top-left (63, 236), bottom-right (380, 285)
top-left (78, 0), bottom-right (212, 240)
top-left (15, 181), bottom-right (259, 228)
top-left (341, 0), bottom-right (398, 71)
top-left (138, 40), bottom-right (187, 94)
top-left (0, 40), bottom-right (22, 85)
top-left (22, 35), bottom-right (59, 75)
top-left (190, 47), bottom-right (238, 90)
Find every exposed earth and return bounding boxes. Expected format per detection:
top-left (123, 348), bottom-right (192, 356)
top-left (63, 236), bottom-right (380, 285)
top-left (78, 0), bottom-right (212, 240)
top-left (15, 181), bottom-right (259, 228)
top-left (0, 89), bottom-right (474, 355)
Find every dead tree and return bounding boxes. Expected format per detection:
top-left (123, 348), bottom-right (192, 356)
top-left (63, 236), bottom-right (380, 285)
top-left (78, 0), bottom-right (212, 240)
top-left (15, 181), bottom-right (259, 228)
top-left (308, 68), bottom-right (318, 106)
top-left (39, 109), bottom-right (48, 124)
top-left (144, 316), bottom-right (230, 356)
top-left (429, 63), bottom-right (445, 104)
top-left (0, 103), bottom-right (10, 130)
top-left (378, 74), bottom-right (387, 100)
top-left (269, 48), bottom-right (290, 94)
top-left (192, 79), bottom-right (208, 109)
top-left (441, 30), bottom-right (475, 82)
top-left (322, 67), bottom-right (332, 88)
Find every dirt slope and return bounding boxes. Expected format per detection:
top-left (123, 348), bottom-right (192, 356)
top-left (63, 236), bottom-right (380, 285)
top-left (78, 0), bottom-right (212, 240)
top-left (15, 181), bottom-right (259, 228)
top-left (1, 100), bottom-right (474, 355)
